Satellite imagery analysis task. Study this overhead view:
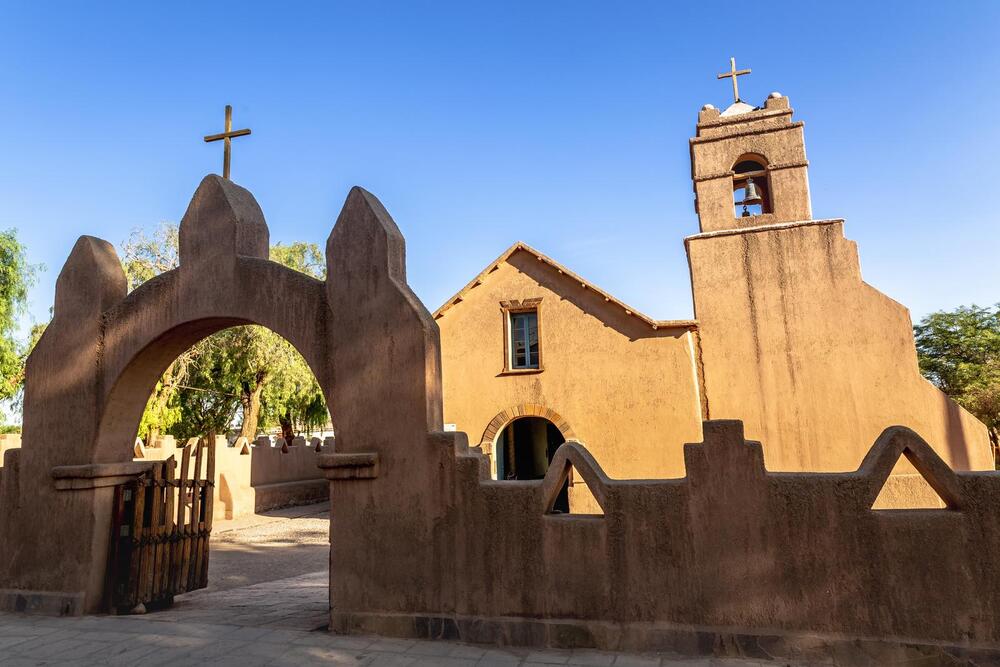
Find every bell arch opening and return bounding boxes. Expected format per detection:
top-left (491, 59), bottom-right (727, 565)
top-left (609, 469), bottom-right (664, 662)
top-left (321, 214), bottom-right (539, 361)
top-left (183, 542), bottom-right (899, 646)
top-left (732, 153), bottom-right (771, 217)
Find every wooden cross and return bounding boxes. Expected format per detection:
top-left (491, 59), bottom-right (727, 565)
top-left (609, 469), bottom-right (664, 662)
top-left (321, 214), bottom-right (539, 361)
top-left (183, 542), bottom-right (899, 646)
top-left (203, 105), bottom-right (251, 180)
top-left (717, 57), bottom-right (751, 104)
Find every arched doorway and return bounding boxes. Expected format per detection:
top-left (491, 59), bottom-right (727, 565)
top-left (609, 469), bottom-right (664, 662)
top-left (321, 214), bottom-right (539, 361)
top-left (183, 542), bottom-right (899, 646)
top-left (495, 416), bottom-right (569, 513)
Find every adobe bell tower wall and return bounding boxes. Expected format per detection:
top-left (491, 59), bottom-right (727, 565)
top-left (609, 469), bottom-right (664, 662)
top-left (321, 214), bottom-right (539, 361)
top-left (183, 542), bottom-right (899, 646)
top-left (686, 97), bottom-right (994, 473)
top-left (691, 95), bottom-right (812, 232)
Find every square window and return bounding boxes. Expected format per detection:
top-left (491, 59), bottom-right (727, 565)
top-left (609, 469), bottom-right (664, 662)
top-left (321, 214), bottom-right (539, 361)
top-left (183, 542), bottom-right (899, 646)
top-left (509, 310), bottom-right (539, 370)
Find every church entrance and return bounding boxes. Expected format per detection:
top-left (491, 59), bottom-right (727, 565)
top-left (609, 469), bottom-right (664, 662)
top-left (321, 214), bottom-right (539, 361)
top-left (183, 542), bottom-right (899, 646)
top-left (495, 416), bottom-right (569, 512)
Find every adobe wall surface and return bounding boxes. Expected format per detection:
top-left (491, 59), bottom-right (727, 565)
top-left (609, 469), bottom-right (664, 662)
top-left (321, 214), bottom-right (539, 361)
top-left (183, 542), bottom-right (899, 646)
top-left (691, 98), bottom-right (811, 233)
top-left (436, 253), bottom-right (704, 492)
top-left (136, 439), bottom-right (327, 519)
top-left (687, 219), bottom-right (994, 473)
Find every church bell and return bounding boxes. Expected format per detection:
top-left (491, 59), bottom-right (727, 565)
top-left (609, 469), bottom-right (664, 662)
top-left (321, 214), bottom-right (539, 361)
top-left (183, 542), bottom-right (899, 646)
top-left (739, 177), bottom-right (763, 216)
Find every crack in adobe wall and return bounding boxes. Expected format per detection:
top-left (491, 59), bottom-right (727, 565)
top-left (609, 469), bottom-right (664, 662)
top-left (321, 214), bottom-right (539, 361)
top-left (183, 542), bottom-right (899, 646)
top-left (693, 329), bottom-right (710, 420)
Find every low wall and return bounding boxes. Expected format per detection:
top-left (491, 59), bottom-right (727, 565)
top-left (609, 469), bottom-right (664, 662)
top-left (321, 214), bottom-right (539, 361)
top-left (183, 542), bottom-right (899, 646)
top-left (0, 434), bottom-right (21, 465)
top-left (331, 421), bottom-right (1000, 663)
top-left (0, 435), bottom-right (21, 489)
top-left (136, 436), bottom-right (330, 520)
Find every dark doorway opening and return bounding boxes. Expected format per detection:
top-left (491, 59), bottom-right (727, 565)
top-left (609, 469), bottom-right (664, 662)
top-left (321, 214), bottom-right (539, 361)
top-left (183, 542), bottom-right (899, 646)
top-left (495, 416), bottom-right (568, 512)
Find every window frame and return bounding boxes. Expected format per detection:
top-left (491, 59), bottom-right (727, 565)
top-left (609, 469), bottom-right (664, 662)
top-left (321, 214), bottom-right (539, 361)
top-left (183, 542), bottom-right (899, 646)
top-left (500, 299), bottom-right (544, 374)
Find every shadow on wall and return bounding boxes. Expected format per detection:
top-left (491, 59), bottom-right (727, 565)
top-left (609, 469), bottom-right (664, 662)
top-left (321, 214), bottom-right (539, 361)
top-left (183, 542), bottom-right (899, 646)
top-left (941, 389), bottom-right (970, 471)
top-left (506, 252), bottom-right (689, 342)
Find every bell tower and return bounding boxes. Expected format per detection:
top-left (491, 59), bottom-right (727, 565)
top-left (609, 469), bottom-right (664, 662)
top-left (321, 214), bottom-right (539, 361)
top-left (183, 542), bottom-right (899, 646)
top-left (685, 59), bottom-right (994, 476)
top-left (690, 59), bottom-right (812, 233)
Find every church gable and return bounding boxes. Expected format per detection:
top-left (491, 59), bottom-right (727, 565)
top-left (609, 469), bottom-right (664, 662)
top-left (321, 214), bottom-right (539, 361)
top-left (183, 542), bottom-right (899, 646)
top-left (433, 242), bottom-right (696, 337)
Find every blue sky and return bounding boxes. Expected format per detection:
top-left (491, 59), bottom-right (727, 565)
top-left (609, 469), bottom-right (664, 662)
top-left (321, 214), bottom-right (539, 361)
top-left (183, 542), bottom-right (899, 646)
top-left (2, 1), bottom-right (998, 333)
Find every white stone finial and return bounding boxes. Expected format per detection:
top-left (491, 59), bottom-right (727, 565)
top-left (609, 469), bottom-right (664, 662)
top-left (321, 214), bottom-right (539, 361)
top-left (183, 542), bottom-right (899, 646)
top-left (702, 103), bottom-right (716, 111)
top-left (768, 91), bottom-right (782, 99)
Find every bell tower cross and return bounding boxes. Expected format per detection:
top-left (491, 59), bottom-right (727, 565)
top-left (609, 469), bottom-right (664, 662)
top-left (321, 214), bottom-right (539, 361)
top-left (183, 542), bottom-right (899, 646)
top-left (716, 57), bottom-right (751, 103)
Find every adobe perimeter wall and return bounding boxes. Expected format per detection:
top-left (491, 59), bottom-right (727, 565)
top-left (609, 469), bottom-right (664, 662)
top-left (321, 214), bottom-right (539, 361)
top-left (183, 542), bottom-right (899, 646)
top-left (0, 434), bottom-right (19, 467)
top-left (331, 422), bottom-right (1000, 663)
top-left (136, 437), bottom-right (328, 520)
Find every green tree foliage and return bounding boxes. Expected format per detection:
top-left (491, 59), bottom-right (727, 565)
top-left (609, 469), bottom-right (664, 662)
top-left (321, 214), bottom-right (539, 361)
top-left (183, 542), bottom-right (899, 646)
top-left (121, 222), bottom-right (178, 291)
top-left (915, 304), bottom-right (1000, 455)
top-left (121, 226), bottom-right (330, 443)
top-left (270, 241), bottom-right (324, 279)
top-left (0, 229), bottom-right (40, 408)
top-left (123, 224), bottom-right (190, 441)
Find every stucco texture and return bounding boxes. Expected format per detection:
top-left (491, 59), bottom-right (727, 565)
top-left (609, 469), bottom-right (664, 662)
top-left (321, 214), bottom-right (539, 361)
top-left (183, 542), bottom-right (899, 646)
top-left (687, 219), bottom-right (993, 473)
top-left (435, 248), bottom-right (703, 495)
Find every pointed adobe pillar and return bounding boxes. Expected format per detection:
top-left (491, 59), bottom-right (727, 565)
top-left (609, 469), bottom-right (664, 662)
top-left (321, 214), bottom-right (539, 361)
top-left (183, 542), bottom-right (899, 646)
top-left (0, 235), bottom-right (129, 614)
top-left (178, 174), bottom-right (269, 271)
top-left (322, 186), bottom-right (457, 633)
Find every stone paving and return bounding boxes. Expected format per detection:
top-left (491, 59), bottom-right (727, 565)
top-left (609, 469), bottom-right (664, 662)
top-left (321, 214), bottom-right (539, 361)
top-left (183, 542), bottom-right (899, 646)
top-left (0, 571), bottom-right (794, 666)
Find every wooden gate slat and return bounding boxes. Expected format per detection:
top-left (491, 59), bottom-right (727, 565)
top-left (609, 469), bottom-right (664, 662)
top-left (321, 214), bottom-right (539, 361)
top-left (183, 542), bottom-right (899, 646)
top-left (201, 434), bottom-right (216, 588)
top-left (105, 482), bottom-right (129, 611)
top-left (181, 442), bottom-right (202, 592)
top-left (189, 438), bottom-right (205, 592)
top-left (143, 462), bottom-right (163, 603)
top-left (175, 445), bottom-right (192, 594)
top-left (160, 456), bottom-right (176, 597)
top-left (107, 438), bottom-right (213, 613)
top-left (125, 476), bottom-right (146, 610)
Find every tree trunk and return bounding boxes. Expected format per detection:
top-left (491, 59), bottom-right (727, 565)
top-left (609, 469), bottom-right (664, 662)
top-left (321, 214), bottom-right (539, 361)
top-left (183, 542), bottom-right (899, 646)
top-left (239, 383), bottom-right (265, 441)
top-left (990, 427), bottom-right (999, 470)
top-left (279, 409), bottom-right (294, 444)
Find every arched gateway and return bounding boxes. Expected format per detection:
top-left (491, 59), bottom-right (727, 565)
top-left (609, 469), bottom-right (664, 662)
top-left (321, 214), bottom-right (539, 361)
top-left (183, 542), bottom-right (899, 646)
top-left (0, 175), bottom-right (451, 615)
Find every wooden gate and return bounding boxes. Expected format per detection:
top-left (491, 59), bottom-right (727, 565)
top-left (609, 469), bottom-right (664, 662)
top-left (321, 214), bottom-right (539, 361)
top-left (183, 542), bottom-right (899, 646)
top-left (106, 437), bottom-right (215, 613)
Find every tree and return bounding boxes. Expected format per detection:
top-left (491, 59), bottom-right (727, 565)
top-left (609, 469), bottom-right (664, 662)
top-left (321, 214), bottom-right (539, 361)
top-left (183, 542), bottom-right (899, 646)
top-left (915, 304), bottom-right (1000, 459)
top-left (122, 224), bottom-right (190, 441)
top-left (214, 241), bottom-right (327, 441)
top-left (0, 229), bottom-right (40, 411)
top-left (121, 225), bottom-right (330, 442)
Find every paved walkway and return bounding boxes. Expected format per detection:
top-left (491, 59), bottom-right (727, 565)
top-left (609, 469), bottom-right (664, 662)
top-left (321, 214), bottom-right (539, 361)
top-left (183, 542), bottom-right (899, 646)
top-left (0, 604), bottom-right (786, 666)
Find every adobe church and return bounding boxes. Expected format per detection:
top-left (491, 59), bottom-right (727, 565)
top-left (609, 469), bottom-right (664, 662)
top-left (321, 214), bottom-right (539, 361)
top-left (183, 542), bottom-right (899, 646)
top-left (434, 61), bottom-right (994, 511)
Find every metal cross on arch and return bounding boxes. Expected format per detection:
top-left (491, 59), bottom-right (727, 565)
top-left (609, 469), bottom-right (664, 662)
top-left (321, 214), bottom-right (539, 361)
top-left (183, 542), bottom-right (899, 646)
top-left (203, 105), bottom-right (251, 180)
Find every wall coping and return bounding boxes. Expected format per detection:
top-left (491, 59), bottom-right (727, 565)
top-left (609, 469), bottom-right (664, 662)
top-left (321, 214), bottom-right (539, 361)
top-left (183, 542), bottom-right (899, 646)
top-left (51, 461), bottom-right (154, 490)
top-left (684, 218), bottom-right (844, 244)
top-left (317, 452), bottom-right (379, 480)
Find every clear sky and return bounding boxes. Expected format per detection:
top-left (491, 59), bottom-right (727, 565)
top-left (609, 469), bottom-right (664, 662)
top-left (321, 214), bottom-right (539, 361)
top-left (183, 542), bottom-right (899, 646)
top-left (2, 1), bottom-right (998, 333)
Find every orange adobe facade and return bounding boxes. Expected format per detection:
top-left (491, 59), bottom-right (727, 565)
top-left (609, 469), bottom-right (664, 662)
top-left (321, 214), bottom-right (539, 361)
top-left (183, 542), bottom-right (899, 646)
top-left (434, 92), bottom-right (994, 508)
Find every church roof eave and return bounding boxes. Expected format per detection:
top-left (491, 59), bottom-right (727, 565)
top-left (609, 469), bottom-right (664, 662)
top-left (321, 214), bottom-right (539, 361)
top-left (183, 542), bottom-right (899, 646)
top-left (432, 241), bottom-right (698, 332)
